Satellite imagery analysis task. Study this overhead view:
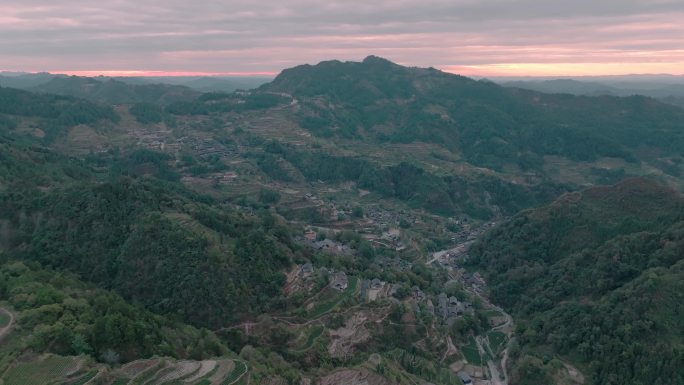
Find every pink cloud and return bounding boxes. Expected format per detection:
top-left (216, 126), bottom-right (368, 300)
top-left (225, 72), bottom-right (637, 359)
top-left (2, 0), bottom-right (684, 76)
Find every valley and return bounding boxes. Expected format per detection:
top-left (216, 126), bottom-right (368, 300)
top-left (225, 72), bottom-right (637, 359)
top-left (0, 57), bottom-right (683, 385)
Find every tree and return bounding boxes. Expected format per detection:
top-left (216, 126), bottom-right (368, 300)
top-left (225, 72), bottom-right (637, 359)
top-left (352, 206), bottom-right (364, 218)
top-left (72, 334), bottom-right (93, 355)
top-left (359, 241), bottom-right (375, 260)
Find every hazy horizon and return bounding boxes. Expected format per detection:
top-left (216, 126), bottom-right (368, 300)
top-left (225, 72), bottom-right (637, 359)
top-left (2, 60), bottom-right (684, 80)
top-left (2, 0), bottom-right (684, 77)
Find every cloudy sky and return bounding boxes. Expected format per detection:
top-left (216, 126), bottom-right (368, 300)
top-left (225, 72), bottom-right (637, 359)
top-left (2, 0), bottom-right (683, 76)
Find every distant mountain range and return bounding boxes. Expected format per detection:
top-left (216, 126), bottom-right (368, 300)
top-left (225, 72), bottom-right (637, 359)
top-left (0, 72), bottom-right (271, 103)
top-left (497, 77), bottom-right (684, 108)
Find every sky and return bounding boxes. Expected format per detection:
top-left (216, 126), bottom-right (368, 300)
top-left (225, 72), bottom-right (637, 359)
top-left (1, 0), bottom-right (684, 77)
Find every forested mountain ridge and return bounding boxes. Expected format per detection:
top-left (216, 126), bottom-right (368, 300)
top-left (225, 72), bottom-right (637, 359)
top-left (31, 76), bottom-right (200, 104)
top-left (0, 144), bottom-right (299, 329)
top-left (0, 260), bottom-right (228, 365)
top-left (0, 86), bottom-right (120, 143)
top-left (1, 73), bottom-right (204, 104)
top-left (0, 116), bottom-right (298, 329)
top-left (469, 178), bottom-right (684, 385)
top-left (264, 56), bottom-right (684, 173)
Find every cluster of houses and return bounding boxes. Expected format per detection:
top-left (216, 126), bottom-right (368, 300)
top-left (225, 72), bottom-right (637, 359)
top-left (365, 206), bottom-right (417, 228)
top-left (178, 136), bottom-right (236, 159)
top-left (313, 239), bottom-right (354, 255)
top-left (437, 293), bottom-right (473, 326)
top-left (375, 256), bottom-right (412, 273)
top-left (133, 126), bottom-right (178, 153)
top-left (295, 262), bottom-right (349, 292)
top-left (331, 271), bottom-right (348, 291)
top-left (299, 262), bottom-right (314, 278)
top-left (392, 286), bottom-right (474, 321)
top-left (298, 227), bottom-right (357, 256)
top-left (461, 272), bottom-right (487, 295)
top-left (210, 171), bottom-right (238, 184)
top-left (368, 228), bottom-right (406, 251)
top-left (359, 277), bottom-right (388, 301)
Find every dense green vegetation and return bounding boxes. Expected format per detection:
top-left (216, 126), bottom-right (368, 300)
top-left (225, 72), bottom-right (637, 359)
top-left (30, 76), bottom-right (199, 104)
top-left (3, 60), bottom-right (684, 385)
top-left (129, 102), bottom-right (164, 124)
top-left (0, 89), bottom-right (303, 373)
top-left (0, 86), bottom-right (119, 142)
top-left (0, 125), bottom-right (298, 329)
top-left (470, 178), bottom-right (684, 385)
top-left (166, 92), bottom-right (289, 115)
top-left (258, 141), bottom-right (568, 217)
top-left (1, 175), bottom-right (297, 328)
top-left (0, 260), bottom-right (226, 362)
top-left (1, 354), bottom-right (79, 385)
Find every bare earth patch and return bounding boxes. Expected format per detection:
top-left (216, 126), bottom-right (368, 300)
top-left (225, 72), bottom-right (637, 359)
top-left (156, 360), bottom-right (201, 383)
top-left (184, 360), bottom-right (217, 382)
top-left (0, 307), bottom-right (15, 342)
top-left (563, 363), bottom-right (585, 384)
top-left (119, 359), bottom-right (159, 378)
top-left (328, 312), bottom-right (371, 358)
top-left (208, 359), bottom-right (235, 385)
top-left (318, 369), bottom-right (392, 385)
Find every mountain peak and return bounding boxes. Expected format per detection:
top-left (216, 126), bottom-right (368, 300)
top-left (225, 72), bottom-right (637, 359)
top-left (361, 55), bottom-right (397, 66)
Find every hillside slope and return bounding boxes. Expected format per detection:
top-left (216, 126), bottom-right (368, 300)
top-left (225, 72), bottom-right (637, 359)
top-left (0, 118), bottom-right (299, 329)
top-left (264, 56), bottom-right (684, 173)
top-left (0, 261), bottom-right (227, 368)
top-left (469, 178), bottom-right (684, 385)
top-left (32, 76), bottom-right (200, 104)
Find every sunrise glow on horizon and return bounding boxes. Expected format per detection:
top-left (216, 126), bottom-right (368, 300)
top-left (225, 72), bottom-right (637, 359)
top-left (9, 61), bottom-right (683, 79)
top-left (35, 70), bottom-right (279, 78)
top-left (2, 1), bottom-right (684, 78)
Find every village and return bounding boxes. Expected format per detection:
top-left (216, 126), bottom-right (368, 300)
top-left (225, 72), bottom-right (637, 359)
top-left (102, 98), bottom-right (513, 385)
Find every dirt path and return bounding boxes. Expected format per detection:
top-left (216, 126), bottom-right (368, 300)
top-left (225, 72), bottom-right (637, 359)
top-left (441, 336), bottom-right (457, 363)
top-left (462, 281), bottom-right (513, 385)
top-left (500, 339), bottom-right (511, 385)
top-left (225, 360), bottom-right (249, 385)
top-left (476, 335), bottom-right (505, 385)
top-left (82, 368), bottom-right (104, 385)
top-left (489, 304), bottom-right (514, 384)
top-left (0, 307), bottom-right (15, 342)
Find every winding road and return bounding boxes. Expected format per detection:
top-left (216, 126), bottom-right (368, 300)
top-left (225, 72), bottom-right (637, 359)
top-left (476, 335), bottom-right (505, 385)
top-left (431, 229), bottom-right (515, 385)
top-left (0, 307), bottom-right (15, 342)
top-left (468, 289), bottom-right (514, 385)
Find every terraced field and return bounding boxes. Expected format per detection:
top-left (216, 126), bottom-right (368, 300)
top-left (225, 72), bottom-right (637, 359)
top-left (220, 360), bottom-right (248, 385)
top-left (120, 359), bottom-right (161, 380)
top-left (70, 369), bottom-right (99, 385)
top-left (207, 360), bottom-right (236, 385)
top-left (0, 356), bottom-right (245, 385)
top-left (1, 354), bottom-right (81, 385)
top-left (117, 358), bottom-right (240, 385)
top-left (130, 359), bottom-right (168, 385)
top-left (461, 337), bottom-right (483, 365)
top-left (487, 331), bottom-right (508, 354)
top-left (183, 360), bottom-right (218, 383)
top-left (294, 324), bottom-right (325, 351)
top-left (308, 276), bottom-right (359, 318)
